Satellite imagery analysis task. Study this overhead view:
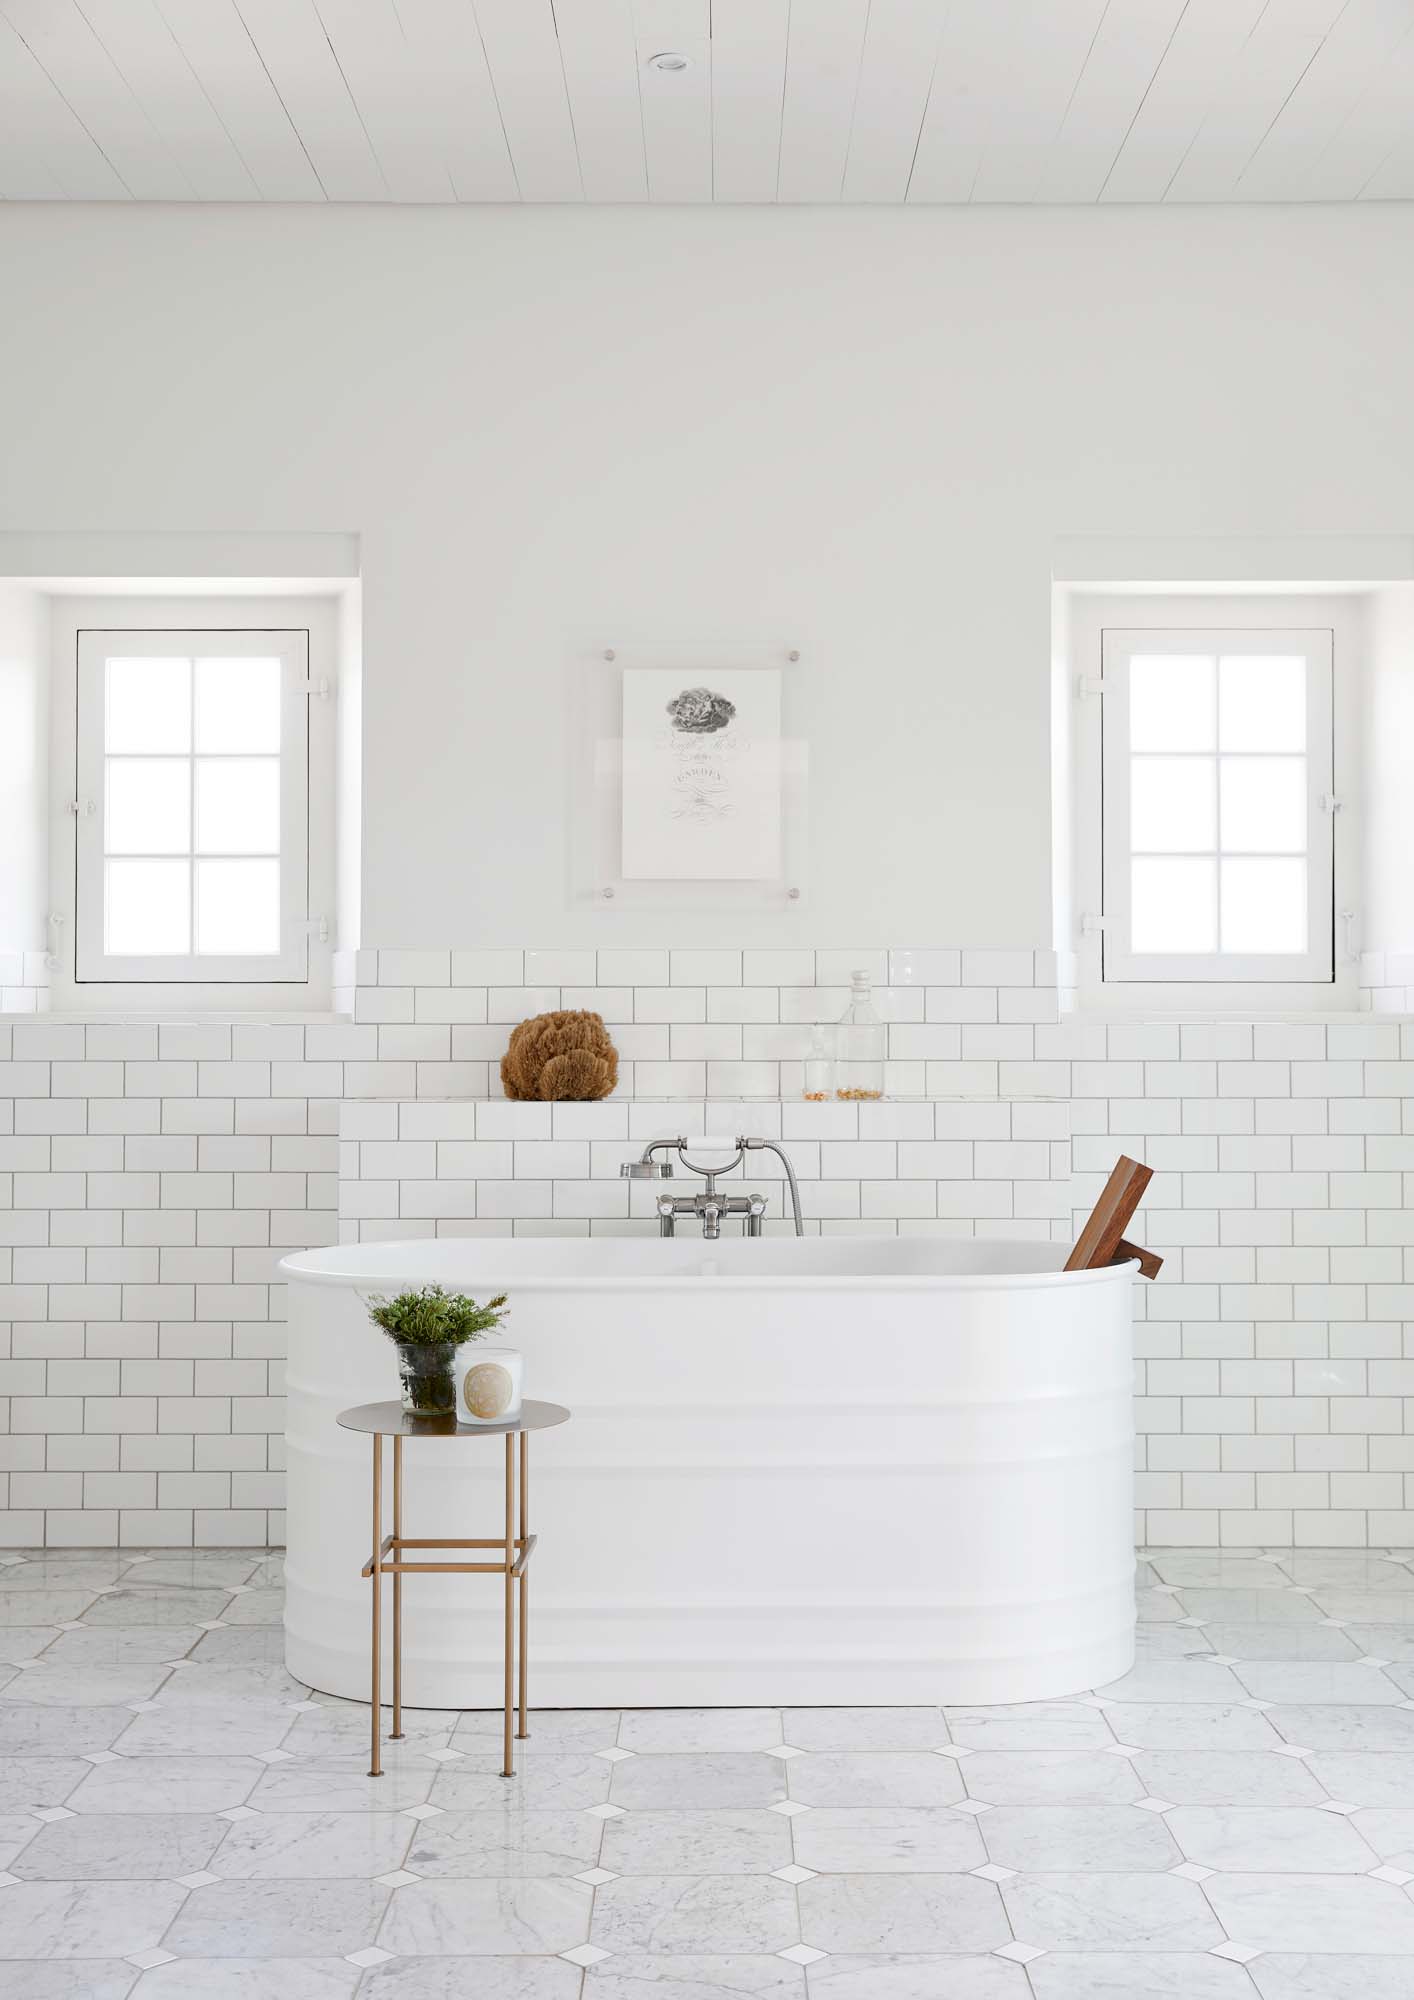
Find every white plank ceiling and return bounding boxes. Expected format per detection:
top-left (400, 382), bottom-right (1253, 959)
top-left (2, 0), bottom-right (1414, 204)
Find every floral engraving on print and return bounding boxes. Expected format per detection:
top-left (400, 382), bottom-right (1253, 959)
top-left (666, 686), bottom-right (737, 734)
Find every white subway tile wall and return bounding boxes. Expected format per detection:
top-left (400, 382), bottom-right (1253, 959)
top-left (4, 945), bottom-right (1414, 1550)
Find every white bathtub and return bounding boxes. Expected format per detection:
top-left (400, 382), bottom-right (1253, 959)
top-left (280, 1235), bottom-right (1136, 1708)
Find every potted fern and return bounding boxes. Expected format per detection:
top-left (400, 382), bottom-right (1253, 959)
top-left (365, 1285), bottom-right (510, 1420)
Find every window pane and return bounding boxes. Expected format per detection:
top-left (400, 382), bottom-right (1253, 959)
top-left (194, 657), bottom-right (281, 753)
top-left (1221, 857), bottom-right (1308, 953)
top-left (1219, 655), bottom-right (1306, 752)
top-left (1220, 756), bottom-right (1307, 854)
top-left (1130, 756), bottom-right (1216, 852)
top-left (106, 658), bottom-right (190, 753)
top-left (106, 758), bottom-right (190, 855)
top-left (195, 859), bottom-right (280, 954)
top-left (1131, 857), bottom-right (1216, 953)
top-left (1129, 655), bottom-right (1215, 752)
top-left (106, 859), bottom-right (190, 955)
top-left (195, 758), bottom-right (280, 854)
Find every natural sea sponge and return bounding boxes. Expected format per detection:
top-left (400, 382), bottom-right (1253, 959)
top-left (500, 1010), bottom-right (619, 1102)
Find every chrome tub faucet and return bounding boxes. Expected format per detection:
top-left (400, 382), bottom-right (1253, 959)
top-left (621, 1136), bottom-right (804, 1238)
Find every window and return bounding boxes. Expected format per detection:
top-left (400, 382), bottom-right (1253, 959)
top-left (1099, 628), bottom-right (1335, 983)
top-left (75, 629), bottom-right (311, 983)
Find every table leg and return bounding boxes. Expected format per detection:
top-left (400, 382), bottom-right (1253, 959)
top-left (369, 1433), bottom-right (382, 1779)
top-left (391, 1433), bottom-right (404, 1740)
top-left (518, 1432), bottom-right (528, 1740)
top-left (503, 1431), bottom-right (514, 1778)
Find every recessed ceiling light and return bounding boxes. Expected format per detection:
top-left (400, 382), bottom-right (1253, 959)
top-left (647, 51), bottom-right (690, 72)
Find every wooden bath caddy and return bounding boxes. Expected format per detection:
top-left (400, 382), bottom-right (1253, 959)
top-left (1066, 1155), bottom-right (1162, 1280)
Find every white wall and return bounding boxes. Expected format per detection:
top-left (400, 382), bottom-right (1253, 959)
top-left (1367, 585), bottom-right (1414, 961)
top-left (0, 584), bottom-right (47, 960)
top-left (4, 204), bottom-right (1414, 949)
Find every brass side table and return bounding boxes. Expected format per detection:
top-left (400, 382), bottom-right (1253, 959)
top-left (336, 1398), bottom-right (571, 1781)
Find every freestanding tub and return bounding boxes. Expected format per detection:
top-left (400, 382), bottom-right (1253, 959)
top-left (280, 1236), bottom-right (1136, 1708)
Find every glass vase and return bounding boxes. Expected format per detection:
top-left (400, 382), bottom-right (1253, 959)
top-left (395, 1342), bottom-right (460, 1420)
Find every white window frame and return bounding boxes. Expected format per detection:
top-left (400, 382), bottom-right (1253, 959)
top-left (49, 595), bottom-right (337, 1009)
top-left (1070, 593), bottom-right (1362, 1013)
top-left (75, 629), bottom-right (310, 984)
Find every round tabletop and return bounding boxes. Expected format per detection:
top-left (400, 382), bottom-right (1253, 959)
top-left (337, 1398), bottom-right (571, 1440)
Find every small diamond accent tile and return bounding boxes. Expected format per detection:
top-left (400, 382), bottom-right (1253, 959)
top-left (83, 1751), bottom-right (120, 1766)
top-left (1318, 1799), bottom-right (1360, 1816)
top-left (198, 1620), bottom-right (226, 1630)
top-left (1369, 1865), bottom-right (1414, 1885)
top-left (1208, 1655), bottom-right (1241, 1666)
top-left (1321, 1619), bottom-right (1350, 1629)
top-left (584, 1803), bottom-right (626, 1820)
top-left (1273, 1744), bottom-right (1313, 1759)
top-left (994, 1942), bottom-right (1046, 1964)
top-left (595, 1746), bottom-right (635, 1763)
top-left (0, 1873), bottom-right (18, 1889)
top-left (777, 1945), bottom-right (827, 1965)
top-left (127, 1700), bottom-right (161, 1714)
top-left (1136, 1797), bottom-right (1174, 1813)
top-left (560, 1945), bottom-right (612, 1967)
top-left (346, 1947), bottom-right (395, 1968)
top-left (1103, 1743), bottom-right (1142, 1758)
top-left (33, 1808), bottom-right (75, 1825)
top-left (126, 1949), bottom-right (177, 1970)
top-left (934, 1744), bottom-right (974, 1761)
top-left (772, 1865), bottom-right (817, 1884)
top-left (575, 1868), bottom-right (618, 1886)
top-left (254, 1748), bottom-right (293, 1764)
top-left (1240, 1699), bottom-right (1275, 1712)
top-left (768, 1800), bottom-right (811, 1818)
top-left (1077, 1695), bottom-right (1111, 1708)
top-left (290, 1700), bottom-right (323, 1712)
top-left (951, 1799), bottom-right (994, 1816)
top-left (764, 1744), bottom-right (806, 1761)
top-left (220, 1807), bottom-right (259, 1823)
top-left (1210, 1942), bottom-right (1263, 1964)
top-left (175, 1871), bottom-right (220, 1889)
top-left (1170, 1862), bottom-right (1214, 1881)
top-left (401, 1804), bottom-right (444, 1822)
top-left (423, 1747), bottom-right (464, 1764)
top-left (376, 1869), bottom-right (421, 1888)
top-left (970, 1864), bottom-right (1016, 1882)
top-left (1359, 1657), bottom-right (1392, 1669)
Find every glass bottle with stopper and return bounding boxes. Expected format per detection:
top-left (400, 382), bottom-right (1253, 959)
top-left (836, 970), bottom-right (885, 1101)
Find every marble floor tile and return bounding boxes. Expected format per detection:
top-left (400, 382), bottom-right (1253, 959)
top-left (41, 1627), bottom-right (203, 1666)
top-left (379, 1877), bottom-right (592, 1955)
top-left (0, 1879), bottom-right (186, 1959)
top-left (1133, 1624), bottom-right (1217, 1657)
top-left (1165, 1804), bottom-right (1380, 1872)
top-left (979, 1804), bottom-right (1181, 1872)
top-left (583, 1957), bottom-right (806, 1998)
top-left (189, 1627), bottom-right (290, 1664)
top-left (1306, 1751), bottom-right (1414, 1807)
top-left (212, 1809), bottom-right (413, 1878)
top-left (1344, 1626), bottom-right (1414, 1662)
top-left (959, 1751), bottom-right (1142, 1806)
top-left (1149, 1557), bottom-right (1289, 1589)
top-left (1278, 1555), bottom-right (1414, 1592)
top-left (1350, 1807), bottom-right (1414, 1868)
top-left (0, 1701), bottom-right (133, 1754)
top-left (797, 1871), bottom-right (1009, 1954)
top-left (362, 1958), bottom-right (582, 1999)
top-left (0, 1558), bottom-right (130, 1591)
top-left (132, 1960), bottom-right (360, 1998)
top-left (783, 1752), bottom-right (964, 1809)
top-left (1177, 1589), bottom-right (1324, 1624)
top-left (407, 1807), bottom-right (604, 1876)
top-left (943, 1703), bottom-right (1115, 1752)
top-left (1307, 1591), bottom-right (1414, 1625)
top-left (780, 1708), bottom-right (948, 1753)
top-left (617, 1708), bottom-right (784, 1753)
top-left (249, 1762), bottom-right (434, 1812)
top-left (1235, 1663), bottom-right (1405, 1705)
top-left (1, 1964), bottom-right (139, 2000)
top-left (1203, 1871), bottom-right (1414, 1952)
top-left (432, 1754), bottom-right (612, 1811)
top-left (81, 1587), bottom-right (233, 1627)
top-left (144, 1661), bottom-right (309, 1705)
top-left (0, 1589), bottom-right (102, 1626)
top-left (0, 1754), bottom-right (89, 1814)
top-left (216, 1588), bottom-right (285, 1626)
top-left (1128, 1750), bottom-right (1326, 1805)
top-left (113, 1702), bottom-right (296, 1758)
top-left (1267, 1704), bottom-right (1414, 1750)
top-left (1386, 1661), bottom-right (1414, 1697)
top-left (1092, 1661), bottom-right (1245, 1702)
top-left (452, 1708), bottom-right (622, 1756)
top-left (609, 1753), bottom-right (786, 1811)
top-left (165, 1878), bottom-right (391, 1956)
top-left (1099, 1702), bottom-right (1281, 1751)
top-left (1200, 1623), bottom-right (1361, 1663)
top-left (0, 1663), bottom-right (172, 1707)
top-left (805, 1956), bottom-right (1028, 1999)
top-left (0, 1624), bottom-right (60, 1662)
top-left (0, 1812), bottom-right (38, 1869)
top-left (1000, 1871), bottom-right (1222, 1950)
top-left (790, 1805), bottom-right (986, 1874)
top-left (590, 1875), bottom-right (798, 1955)
top-left (599, 1807), bottom-right (792, 1875)
top-left (120, 1556), bottom-right (261, 1589)
top-left (12, 1811), bottom-right (226, 1880)
top-left (1136, 1588), bottom-right (1188, 1624)
top-left (66, 1755), bottom-right (262, 1815)
top-left (1027, 1951), bottom-right (1259, 1996)
top-left (1250, 1954), bottom-right (1414, 1998)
